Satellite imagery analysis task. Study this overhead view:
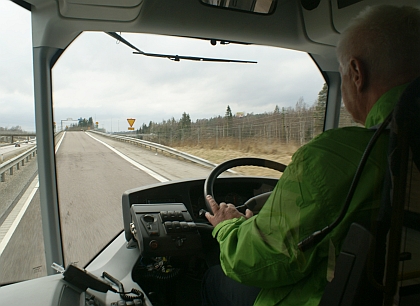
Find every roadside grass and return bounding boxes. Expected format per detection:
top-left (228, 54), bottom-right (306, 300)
top-left (173, 138), bottom-right (300, 177)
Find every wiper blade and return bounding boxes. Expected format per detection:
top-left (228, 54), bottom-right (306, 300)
top-left (106, 32), bottom-right (143, 53)
top-left (106, 32), bottom-right (256, 64)
top-left (132, 51), bottom-right (256, 63)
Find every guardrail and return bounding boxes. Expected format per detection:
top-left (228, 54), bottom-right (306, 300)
top-left (89, 130), bottom-right (217, 169)
top-left (0, 147), bottom-right (37, 182)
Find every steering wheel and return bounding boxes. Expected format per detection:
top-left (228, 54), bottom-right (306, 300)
top-left (204, 157), bottom-right (287, 214)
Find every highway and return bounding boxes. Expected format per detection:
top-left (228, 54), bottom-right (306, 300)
top-left (0, 131), bottom-right (213, 284)
top-left (0, 142), bottom-right (36, 163)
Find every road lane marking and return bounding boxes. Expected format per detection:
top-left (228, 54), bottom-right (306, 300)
top-left (86, 133), bottom-right (169, 183)
top-left (0, 178), bottom-right (39, 257)
top-left (0, 132), bottom-right (66, 257)
top-left (55, 131), bottom-right (66, 153)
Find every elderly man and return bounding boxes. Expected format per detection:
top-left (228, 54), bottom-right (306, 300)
top-left (202, 5), bottom-right (420, 306)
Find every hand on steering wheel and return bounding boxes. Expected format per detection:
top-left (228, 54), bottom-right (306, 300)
top-left (204, 195), bottom-right (254, 227)
top-left (203, 157), bottom-right (287, 215)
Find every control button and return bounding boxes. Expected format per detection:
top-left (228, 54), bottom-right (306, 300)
top-left (168, 211), bottom-right (176, 219)
top-left (180, 221), bottom-right (189, 231)
top-left (176, 238), bottom-right (184, 247)
top-left (164, 221), bottom-right (173, 232)
top-left (173, 221), bottom-right (181, 231)
top-left (130, 222), bottom-right (137, 235)
top-left (173, 236), bottom-right (186, 247)
top-left (149, 240), bottom-right (159, 250)
top-left (143, 214), bottom-right (155, 222)
top-left (187, 222), bottom-right (197, 230)
top-left (176, 211), bottom-right (184, 220)
top-left (160, 211), bottom-right (168, 221)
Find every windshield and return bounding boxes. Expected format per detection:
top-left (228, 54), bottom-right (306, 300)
top-left (53, 31), bottom-right (326, 267)
top-left (0, 3), bottom-right (326, 283)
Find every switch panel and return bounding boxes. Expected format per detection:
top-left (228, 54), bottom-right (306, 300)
top-left (130, 203), bottom-right (202, 257)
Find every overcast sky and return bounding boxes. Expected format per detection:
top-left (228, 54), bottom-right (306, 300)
top-left (1, 1), bottom-right (325, 132)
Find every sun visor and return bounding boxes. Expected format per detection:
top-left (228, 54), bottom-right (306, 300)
top-left (57, 0), bottom-right (143, 22)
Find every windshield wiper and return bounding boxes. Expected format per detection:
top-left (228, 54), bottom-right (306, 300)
top-left (105, 32), bottom-right (257, 63)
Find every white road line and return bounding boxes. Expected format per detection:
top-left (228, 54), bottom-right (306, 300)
top-left (55, 131), bottom-right (66, 153)
top-left (0, 131), bottom-right (167, 257)
top-left (0, 132), bottom-right (66, 257)
top-left (86, 132), bottom-right (169, 183)
top-left (0, 178), bottom-right (39, 256)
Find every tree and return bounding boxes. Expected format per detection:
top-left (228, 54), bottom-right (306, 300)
top-left (141, 123), bottom-right (148, 133)
top-left (77, 118), bottom-right (88, 128)
top-left (225, 105), bottom-right (233, 118)
top-left (180, 112), bottom-right (191, 130)
top-left (317, 83), bottom-right (328, 109)
top-left (313, 83), bottom-right (328, 135)
top-left (9, 126), bottom-right (23, 131)
top-left (282, 107), bottom-right (289, 143)
top-left (295, 97), bottom-right (307, 145)
top-left (225, 105), bottom-right (233, 137)
top-left (178, 112), bottom-right (191, 142)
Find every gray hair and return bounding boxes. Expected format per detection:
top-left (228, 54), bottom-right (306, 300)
top-left (337, 5), bottom-right (420, 85)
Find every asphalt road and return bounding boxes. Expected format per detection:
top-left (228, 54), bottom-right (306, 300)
top-left (0, 141), bottom-right (38, 221)
top-left (0, 143), bottom-right (36, 163)
top-left (0, 131), bottom-right (213, 284)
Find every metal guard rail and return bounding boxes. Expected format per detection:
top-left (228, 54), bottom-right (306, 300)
top-left (89, 131), bottom-right (217, 169)
top-left (0, 147), bottom-right (37, 182)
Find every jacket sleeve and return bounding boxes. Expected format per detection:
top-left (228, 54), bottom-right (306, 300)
top-left (213, 144), bottom-right (324, 289)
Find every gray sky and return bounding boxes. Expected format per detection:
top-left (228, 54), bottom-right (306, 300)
top-left (1, 1), bottom-right (325, 132)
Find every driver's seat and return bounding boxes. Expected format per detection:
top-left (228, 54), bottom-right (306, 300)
top-left (319, 77), bottom-right (420, 306)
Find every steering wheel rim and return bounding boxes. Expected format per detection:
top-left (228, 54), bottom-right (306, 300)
top-left (204, 157), bottom-right (287, 213)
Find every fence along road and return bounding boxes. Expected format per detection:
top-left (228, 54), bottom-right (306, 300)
top-left (0, 131), bottom-right (217, 284)
top-left (0, 146), bottom-right (37, 182)
top-left (90, 130), bottom-right (217, 170)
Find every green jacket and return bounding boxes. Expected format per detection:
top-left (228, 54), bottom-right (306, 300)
top-left (212, 85), bottom-right (407, 305)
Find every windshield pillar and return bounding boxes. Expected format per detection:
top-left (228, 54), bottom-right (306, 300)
top-left (324, 71), bottom-right (342, 130)
top-left (33, 46), bottom-right (64, 275)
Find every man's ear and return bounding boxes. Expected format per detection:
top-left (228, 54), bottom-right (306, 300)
top-left (349, 57), bottom-right (366, 92)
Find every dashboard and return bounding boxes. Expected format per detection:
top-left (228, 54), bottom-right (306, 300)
top-left (122, 176), bottom-right (278, 243)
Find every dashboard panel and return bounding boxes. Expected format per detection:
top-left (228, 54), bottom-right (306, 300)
top-left (122, 176), bottom-right (278, 243)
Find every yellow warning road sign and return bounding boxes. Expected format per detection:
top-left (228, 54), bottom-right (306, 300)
top-left (127, 118), bottom-right (136, 127)
top-left (128, 127), bottom-right (135, 131)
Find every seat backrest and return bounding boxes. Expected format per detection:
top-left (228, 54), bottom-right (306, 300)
top-left (319, 76), bottom-right (420, 306)
top-left (318, 223), bottom-right (383, 306)
top-left (383, 76), bottom-right (420, 305)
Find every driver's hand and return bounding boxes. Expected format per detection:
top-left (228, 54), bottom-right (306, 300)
top-left (205, 195), bottom-right (253, 227)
